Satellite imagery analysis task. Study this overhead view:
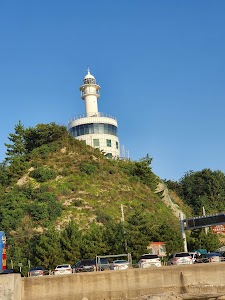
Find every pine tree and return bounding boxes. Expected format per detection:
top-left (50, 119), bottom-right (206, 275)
top-left (125, 209), bottom-right (151, 260)
top-left (5, 121), bottom-right (26, 163)
top-left (60, 221), bottom-right (82, 263)
top-left (80, 223), bottom-right (109, 259)
top-left (34, 228), bottom-right (63, 269)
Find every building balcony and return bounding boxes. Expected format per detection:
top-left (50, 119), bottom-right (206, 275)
top-left (68, 112), bottom-right (117, 123)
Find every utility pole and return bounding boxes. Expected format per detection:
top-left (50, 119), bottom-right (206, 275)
top-left (121, 204), bottom-right (128, 251)
top-left (202, 206), bottom-right (209, 235)
top-left (179, 212), bottom-right (188, 252)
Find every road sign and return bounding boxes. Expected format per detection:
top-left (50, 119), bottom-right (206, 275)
top-left (184, 213), bottom-right (225, 230)
top-left (212, 225), bottom-right (225, 234)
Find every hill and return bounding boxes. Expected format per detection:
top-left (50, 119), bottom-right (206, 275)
top-left (0, 122), bottom-right (220, 273)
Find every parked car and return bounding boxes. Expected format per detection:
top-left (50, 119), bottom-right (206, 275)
top-left (189, 251), bottom-right (200, 264)
top-left (28, 266), bottom-right (49, 277)
top-left (167, 252), bottom-right (193, 265)
top-left (195, 252), bottom-right (222, 263)
top-left (112, 259), bottom-right (130, 270)
top-left (95, 257), bottom-right (114, 271)
top-left (54, 264), bottom-right (72, 275)
top-left (0, 269), bottom-right (23, 276)
top-left (73, 259), bottom-right (96, 273)
top-left (137, 254), bottom-right (162, 268)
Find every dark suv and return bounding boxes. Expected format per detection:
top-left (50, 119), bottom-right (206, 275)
top-left (96, 257), bottom-right (114, 271)
top-left (73, 259), bottom-right (96, 272)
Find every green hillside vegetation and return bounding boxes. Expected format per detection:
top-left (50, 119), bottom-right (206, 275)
top-left (0, 122), bottom-right (223, 274)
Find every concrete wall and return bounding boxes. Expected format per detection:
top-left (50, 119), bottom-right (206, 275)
top-left (2, 263), bottom-right (225, 300)
top-left (0, 274), bottom-right (21, 300)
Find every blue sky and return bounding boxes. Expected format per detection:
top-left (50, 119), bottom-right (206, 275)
top-left (0, 1), bottom-right (225, 181)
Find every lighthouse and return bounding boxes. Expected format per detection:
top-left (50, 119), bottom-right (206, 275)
top-left (68, 69), bottom-right (120, 158)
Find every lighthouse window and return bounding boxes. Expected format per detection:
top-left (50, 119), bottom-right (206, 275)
top-left (99, 124), bottom-right (104, 134)
top-left (84, 78), bottom-right (96, 84)
top-left (93, 139), bottom-right (100, 147)
top-left (106, 139), bottom-right (112, 147)
top-left (93, 124), bottom-right (99, 133)
top-left (70, 123), bottom-right (118, 137)
top-left (84, 126), bottom-right (89, 134)
top-left (80, 125), bottom-right (84, 135)
top-left (89, 124), bottom-right (94, 134)
top-left (116, 142), bottom-right (119, 149)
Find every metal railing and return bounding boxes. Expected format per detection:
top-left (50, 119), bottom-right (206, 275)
top-left (68, 112), bottom-right (117, 123)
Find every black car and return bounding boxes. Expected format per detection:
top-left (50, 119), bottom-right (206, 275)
top-left (73, 259), bottom-right (96, 273)
top-left (96, 257), bottom-right (114, 271)
top-left (195, 252), bottom-right (222, 263)
top-left (0, 268), bottom-right (23, 276)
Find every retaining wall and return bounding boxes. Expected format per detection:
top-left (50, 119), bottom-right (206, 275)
top-left (1, 263), bottom-right (225, 300)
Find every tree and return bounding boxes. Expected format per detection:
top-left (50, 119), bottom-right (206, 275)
top-left (158, 223), bottom-right (184, 255)
top-left (133, 154), bottom-right (158, 190)
top-left (0, 189), bottom-right (25, 231)
top-left (189, 228), bottom-right (221, 252)
top-left (34, 228), bottom-right (63, 269)
top-left (125, 208), bottom-right (151, 260)
top-left (104, 219), bottom-right (125, 254)
top-left (80, 223), bottom-right (109, 259)
top-left (60, 221), bottom-right (82, 263)
top-left (0, 161), bottom-right (9, 185)
top-left (5, 121), bottom-right (26, 163)
top-left (178, 169), bottom-right (225, 215)
top-left (24, 123), bottom-right (68, 152)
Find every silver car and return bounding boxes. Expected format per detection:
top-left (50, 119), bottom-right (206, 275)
top-left (168, 252), bottom-right (193, 265)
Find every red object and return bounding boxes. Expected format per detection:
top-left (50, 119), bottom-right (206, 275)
top-left (211, 225), bottom-right (225, 234)
top-left (2, 245), bottom-right (6, 270)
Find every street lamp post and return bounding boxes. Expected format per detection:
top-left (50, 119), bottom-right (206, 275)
top-left (121, 204), bottom-right (128, 251)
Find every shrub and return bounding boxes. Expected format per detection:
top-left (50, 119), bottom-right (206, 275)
top-left (79, 162), bottom-right (97, 175)
top-left (29, 167), bottom-right (57, 182)
top-left (73, 199), bottom-right (83, 207)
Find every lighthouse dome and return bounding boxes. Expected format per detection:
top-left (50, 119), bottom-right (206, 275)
top-left (83, 68), bottom-right (96, 84)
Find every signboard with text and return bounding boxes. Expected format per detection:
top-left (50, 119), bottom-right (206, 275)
top-left (184, 213), bottom-right (225, 230)
top-left (0, 231), bottom-right (6, 271)
top-left (212, 225), bottom-right (225, 234)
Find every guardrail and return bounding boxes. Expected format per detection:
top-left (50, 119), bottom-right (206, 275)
top-left (68, 112), bottom-right (117, 123)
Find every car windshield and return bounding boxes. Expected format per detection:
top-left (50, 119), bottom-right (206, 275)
top-left (140, 255), bottom-right (158, 259)
top-left (99, 258), bottom-right (109, 264)
top-left (29, 266), bottom-right (44, 271)
top-left (80, 260), bottom-right (94, 266)
top-left (56, 265), bottom-right (70, 268)
top-left (113, 260), bottom-right (127, 264)
top-left (175, 253), bottom-right (190, 257)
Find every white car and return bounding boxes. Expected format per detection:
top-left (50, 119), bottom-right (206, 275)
top-left (137, 254), bottom-right (162, 268)
top-left (54, 264), bottom-right (72, 275)
top-left (168, 252), bottom-right (193, 265)
top-left (112, 259), bottom-right (130, 270)
top-left (189, 251), bottom-right (200, 263)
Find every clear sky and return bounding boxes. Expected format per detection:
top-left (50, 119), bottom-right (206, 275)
top-left (0, 1), bottom-right (225, 181)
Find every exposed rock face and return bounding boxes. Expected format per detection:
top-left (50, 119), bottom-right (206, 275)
top-left (155, 182), bottom-right (184, 219)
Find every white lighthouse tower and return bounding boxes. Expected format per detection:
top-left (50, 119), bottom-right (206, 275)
top-left (68, 69), bottom-right (120, 158)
